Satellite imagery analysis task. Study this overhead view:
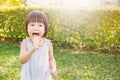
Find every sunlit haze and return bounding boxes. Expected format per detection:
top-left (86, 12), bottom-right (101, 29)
top-left (26, 0), bottom-right (101, 8)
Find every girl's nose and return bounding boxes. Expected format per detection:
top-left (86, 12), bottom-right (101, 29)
top-left (33, 26), bottom-right (39, 30)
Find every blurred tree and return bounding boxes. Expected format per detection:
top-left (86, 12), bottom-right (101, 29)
top-left (0, 0), bottom-right (22, 7)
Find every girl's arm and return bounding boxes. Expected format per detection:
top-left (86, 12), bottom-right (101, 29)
top-left (49, 42), bottom-right (58, 76)
top-left (19, 40), bottom-right (36, 64)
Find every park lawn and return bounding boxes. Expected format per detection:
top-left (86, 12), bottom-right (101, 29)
top-left (0, 43), bottom-right (120, 80)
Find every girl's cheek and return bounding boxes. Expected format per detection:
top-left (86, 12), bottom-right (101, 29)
top-left (27, 29), bottom-right (32, 37)
top-left (41, 30), bottom-right (45, 36)
top-left (39, 28), bottom-right (45, 35)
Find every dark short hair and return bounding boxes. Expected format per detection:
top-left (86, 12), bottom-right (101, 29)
top-left (25, 10), bottom-right (48, 37)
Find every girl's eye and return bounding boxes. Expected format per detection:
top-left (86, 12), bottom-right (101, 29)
top-left (30, 24), bottom-right (34, 26)
top-left (39, 25), bottom-right (43, 27)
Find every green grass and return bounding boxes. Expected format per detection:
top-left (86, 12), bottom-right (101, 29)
top-left (0, 43), bottom-right (120, 80)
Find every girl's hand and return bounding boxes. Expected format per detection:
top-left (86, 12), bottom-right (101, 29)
top-left (50, 69), bottom-right (58, 77)
top-left (32, 36), bottom-right (43, 49)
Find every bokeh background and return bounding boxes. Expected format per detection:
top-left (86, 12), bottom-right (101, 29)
top-left (0, 0), bottom-right (120, 80)
top-left (1, 0), bottom-right (120, 52)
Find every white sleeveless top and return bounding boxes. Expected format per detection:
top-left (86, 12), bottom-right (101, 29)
top-left (20, 38), bottom-right (52, 80)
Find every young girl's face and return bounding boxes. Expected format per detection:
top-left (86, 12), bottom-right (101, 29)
top-left (27, 22), bottom-right (45, 38)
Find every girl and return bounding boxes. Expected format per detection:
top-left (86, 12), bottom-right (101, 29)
top-left (19, 10), bottom-right (58, 80)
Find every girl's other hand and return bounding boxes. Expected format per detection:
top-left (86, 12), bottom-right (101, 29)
top-left (50, 69), bottom-right (58, 77)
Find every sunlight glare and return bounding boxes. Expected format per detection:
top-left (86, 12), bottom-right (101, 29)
top-left (62, 0), bottom-right (95, 8)
top-left (27, 0), bottom-right (99, 8)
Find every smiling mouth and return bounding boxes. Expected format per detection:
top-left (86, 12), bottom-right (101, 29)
top-left (32, 33), bottom-right (39, 36)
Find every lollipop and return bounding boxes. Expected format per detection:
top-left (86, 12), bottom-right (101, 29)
top-left (33, 36), bottom-right (39, 43)
top-left (33, 36), bottom-right (43, 43)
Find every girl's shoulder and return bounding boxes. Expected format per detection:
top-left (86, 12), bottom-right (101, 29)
top-left (21, 38), bottom-right (26, 43)
top-left (21, 38), bottom-right (30, 44)
top-left (44, 38), bottom-right (52, 45)
top-left (22, 37), bottom-right (31, 42)
top-left (20, 38), bottom-right (28, 49)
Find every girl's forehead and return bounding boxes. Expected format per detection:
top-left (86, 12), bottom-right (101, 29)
top-left (28, 17), bottom-right (44, 22)
top-left (28, 22), bottom-right (44, 24)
